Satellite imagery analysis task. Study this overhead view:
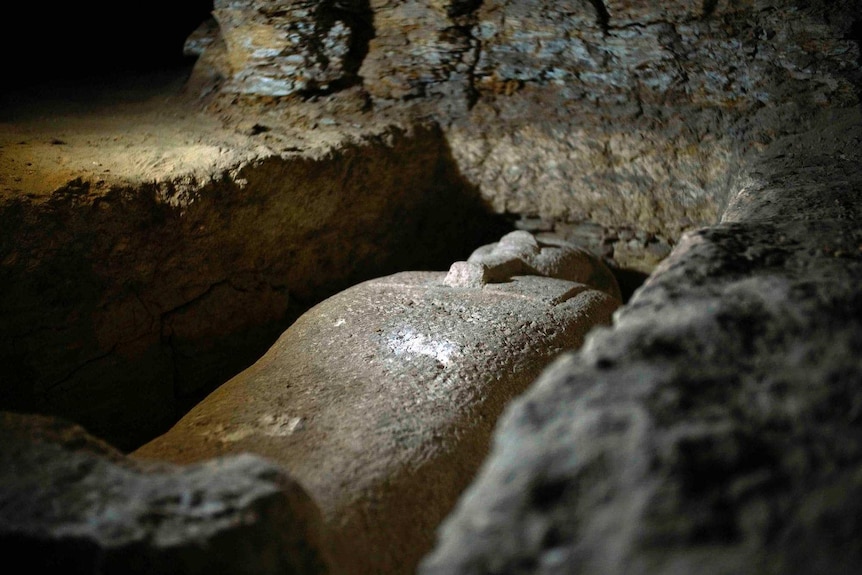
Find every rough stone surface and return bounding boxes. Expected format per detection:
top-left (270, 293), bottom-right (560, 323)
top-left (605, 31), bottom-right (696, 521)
top-left (0, 83), bottom-right (508, 451)
top-left (133, 233), bottom-right (621, 575)
top-left (358, 0), bottom-right (479, 116)
top-left (419, 111), bottom-right (862, 574)
top-left (438, 0), bottom-right (861, 237)
top-left (193, 0), bottom-right (862, 237)
top-left (0, 411), bottom-right (333, 574)
top-left (723, 107), bottom-right (862, 224)
top-left (467, 230), bottom-right (623, 301)
top-left (184, 16), bottom-right (221, 58)
top-left (212, 0), bottom-right (368, 96)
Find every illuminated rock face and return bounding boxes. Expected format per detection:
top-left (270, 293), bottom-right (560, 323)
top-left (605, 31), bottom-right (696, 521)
top-left (419, 109), bottom-right (862, 575)
top-left (211, 0), bottom-right (370, 96)
top-left (133, 231), bottom-right (621, 575)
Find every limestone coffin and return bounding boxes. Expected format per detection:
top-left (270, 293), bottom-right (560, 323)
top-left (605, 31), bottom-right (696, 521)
top-left (134, 231), bottom-right (621, 575)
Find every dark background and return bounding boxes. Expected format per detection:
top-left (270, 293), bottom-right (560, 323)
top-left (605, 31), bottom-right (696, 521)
top-left (5, 1), bottom-right (215, 87)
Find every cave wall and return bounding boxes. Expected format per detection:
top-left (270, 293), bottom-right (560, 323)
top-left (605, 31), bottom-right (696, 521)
top-left (199, 0), bottom-right (861, 239)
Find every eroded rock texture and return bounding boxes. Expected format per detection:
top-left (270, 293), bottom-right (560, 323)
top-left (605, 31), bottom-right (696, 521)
top-left (197, 0), bottom-right (862, 238)
top-left (0, 412), bottom-right (333, 574)
top-left (213, 0), bottom-right (373, 96)
top-left (433, 0), bottom-right (859, 237)
top-left (419, 110), bottom-right (862, 574)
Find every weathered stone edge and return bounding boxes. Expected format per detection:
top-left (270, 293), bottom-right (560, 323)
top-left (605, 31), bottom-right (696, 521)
top-left (419, 110), bottom-right (862, 573)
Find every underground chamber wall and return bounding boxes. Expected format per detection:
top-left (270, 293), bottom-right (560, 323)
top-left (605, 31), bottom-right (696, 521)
top-left (0, 47), bottom-right (661, 453)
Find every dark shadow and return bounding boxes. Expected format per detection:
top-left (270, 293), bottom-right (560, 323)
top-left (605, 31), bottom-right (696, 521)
top-left (401, 124), bottom-right (517, 270)
top-left (305, 0), bottom-right (376, 96)
top-left (702, 0), bottom-right (719, 18)
top-left (609, 266), bottom-right (650, 304)
top-left (335, 0), bottom-right (375, 80)
top-left (846, 18), bottom-right (862, 100)
top-left (588, 0), bottom-right (610, 33)
top-left (850, 20), bottom-right (862, 66)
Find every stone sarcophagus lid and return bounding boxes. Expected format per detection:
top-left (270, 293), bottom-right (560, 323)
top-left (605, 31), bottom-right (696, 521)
top-left (134, 231), bottom-right (621, 575)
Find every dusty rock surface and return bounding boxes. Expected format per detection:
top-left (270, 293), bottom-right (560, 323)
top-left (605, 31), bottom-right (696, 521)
top-left (190, 0), bottom-right (859, 238)
top-left (133, 232), bottom-right (621, 575)
top-left (419, 111), bottom-right (862, 573)
top-left (1, 71), bottom-right (262, 197)
top-left (0, 411), bottom-right (334, 574)
top-left (0, 68), bottom-right (509, 450)
top-left (182, 0), bottom-right (862, 253)
top-left (436, 0), bottom-right (854, 236)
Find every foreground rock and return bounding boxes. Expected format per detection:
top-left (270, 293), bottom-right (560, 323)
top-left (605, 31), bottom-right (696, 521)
top-left (419, 113), bottom-right (862, 573)
top-left (0, 411), bottom-right (333, 574)
top-left (133, 232), bottom-right (621, 575)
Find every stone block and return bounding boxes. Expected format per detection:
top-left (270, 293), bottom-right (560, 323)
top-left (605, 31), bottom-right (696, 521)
top-left (133, 232), bottom-right (621, 575)
top-left (0, 412), bottom-right (333, 575)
